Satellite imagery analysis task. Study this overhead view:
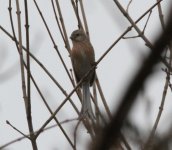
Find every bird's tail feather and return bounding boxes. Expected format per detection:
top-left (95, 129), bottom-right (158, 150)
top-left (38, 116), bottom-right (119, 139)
top-left (82, 82), bottom-right (94, 119)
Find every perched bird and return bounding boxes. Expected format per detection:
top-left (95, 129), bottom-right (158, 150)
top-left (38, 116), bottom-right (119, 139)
top-left (70, 29), bottom-right (95, 119)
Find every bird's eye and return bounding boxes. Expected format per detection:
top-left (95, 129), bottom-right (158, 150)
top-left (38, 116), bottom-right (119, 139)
top-left (76, 33), bottom-right (80, 36)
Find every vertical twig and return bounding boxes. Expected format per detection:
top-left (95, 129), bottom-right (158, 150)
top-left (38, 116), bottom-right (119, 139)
top-left (15, 0), bottom-right (38, 149)
top-left (24, 0), bottom-right (30, 112)
top-left (71, 0), bottom-right (83, 29)
top-left (79, 0), bottom-right (89, 38)
top-left (156, 0), bottom-right (165, 30)
top-left (54, 0), bottom-right (71, 52)
top-left (51, 0), bottom-right (66, 47)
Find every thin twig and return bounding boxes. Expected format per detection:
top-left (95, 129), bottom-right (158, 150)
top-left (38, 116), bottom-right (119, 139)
top-left (142, 10), bottom-right (152, 34)
top-left (79, 0), bottom-right (89, 38)
top-left (24, 0), bottom-right (31, 118)
top-left (6, 120), bottom-right (30, 139)
top-left (144, 71), bottom-right (170, 150)
top-left (156, 0), bottom-right (165, 30)
top-left (54, 0), bottom-right (71, 52)
top-left (24, 0), bottom-right (36, 147)
top-left (51, 0), bottom-right (66, 46)
top-left (123, 10), bottom-right (152, 39)
top-left (16, 0), bottom-right (37, 149)
top-left (70, 0), bottom-right (83, 29)
top-left (126, 0), bottom-right (133, 13)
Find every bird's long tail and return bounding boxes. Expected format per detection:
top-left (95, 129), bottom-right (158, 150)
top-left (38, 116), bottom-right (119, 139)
top-left (81, 82), bottom-right (94, 119)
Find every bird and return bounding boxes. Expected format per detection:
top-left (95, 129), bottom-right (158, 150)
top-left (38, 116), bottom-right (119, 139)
top-left (70, 29), bottom-right (95, 119)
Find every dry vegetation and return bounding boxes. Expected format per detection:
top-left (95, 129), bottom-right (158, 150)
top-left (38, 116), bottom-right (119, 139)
top-left (0, 0), bottom-right (172, 149)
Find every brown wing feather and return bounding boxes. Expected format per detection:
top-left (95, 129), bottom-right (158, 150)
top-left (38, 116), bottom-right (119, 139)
top-left (71, 40), bottom-right (95, 86)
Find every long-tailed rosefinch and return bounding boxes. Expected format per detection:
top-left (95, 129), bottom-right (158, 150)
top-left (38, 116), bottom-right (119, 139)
top-left (70, 29), bottom-right (95, 119)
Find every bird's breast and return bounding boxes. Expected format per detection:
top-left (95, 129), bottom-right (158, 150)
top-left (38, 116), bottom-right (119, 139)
top-left (72, 42), bottom-right (94, 80)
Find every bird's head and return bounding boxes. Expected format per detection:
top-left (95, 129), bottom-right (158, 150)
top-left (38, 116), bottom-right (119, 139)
top-left (70, 29), bottom-right (87, 42)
